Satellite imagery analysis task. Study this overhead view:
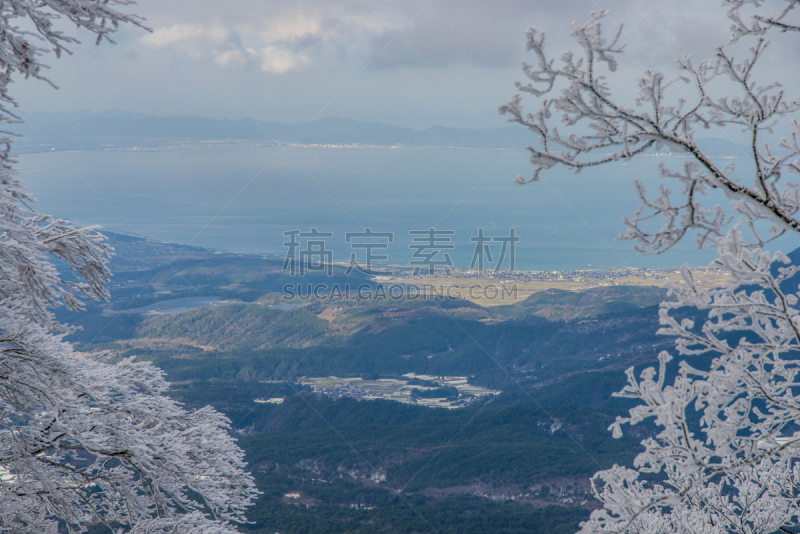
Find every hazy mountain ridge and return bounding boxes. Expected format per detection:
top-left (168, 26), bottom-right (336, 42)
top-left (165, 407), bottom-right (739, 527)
top-left (13, 111), bottom-right (533, 152)
top-left (12, 111), bottom-right (745, 155)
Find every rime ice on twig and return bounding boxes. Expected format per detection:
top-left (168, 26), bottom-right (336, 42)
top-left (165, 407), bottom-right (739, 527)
top-left (726, 0), bottom-right (800, 41)
top-left (0, 3), bottom-right (257, 533)
top-left (500, 9), bottom-right (800, 256)
top-left (504, 2), bottom-right (800, 534)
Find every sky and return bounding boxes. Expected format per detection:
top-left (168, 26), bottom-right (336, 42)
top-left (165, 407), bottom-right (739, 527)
top-left (12, 0), bottom-right (800, 130)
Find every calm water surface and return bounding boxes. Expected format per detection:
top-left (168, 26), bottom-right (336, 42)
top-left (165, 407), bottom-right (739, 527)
top-left (20, 145), bottom-right (783, 271)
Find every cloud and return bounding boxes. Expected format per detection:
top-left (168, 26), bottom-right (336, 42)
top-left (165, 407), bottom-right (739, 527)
top-left (260, 47), bottom-right (309, 74)
top-left (137, 1), bottom-right (700, 75)
top-left (136, 3), bottom-right (394, 74)
top-left (257, 13), bottom-right (322, 42)
top-left (140, 23), bottom-right (229, 48)
top-left (365, 0), bottom-right (571, 69)
top-left (132, 0), bottom-right (800, 85)
top-left (19, 0), bottom-right (800, 132)
top-left (207, 43), bottom-right (308, 73)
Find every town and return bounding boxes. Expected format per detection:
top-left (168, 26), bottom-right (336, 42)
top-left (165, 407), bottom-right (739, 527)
top-left (303, 374), bottom-right (501, 409)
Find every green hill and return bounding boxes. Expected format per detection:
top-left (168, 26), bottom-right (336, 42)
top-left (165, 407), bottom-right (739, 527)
top-left (136, 304), bottom-right (328, 350)
top-left (492, 285), bottom-right (668, 320)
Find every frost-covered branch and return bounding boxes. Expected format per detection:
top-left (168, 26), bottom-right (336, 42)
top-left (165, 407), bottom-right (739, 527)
top-left (505, 3), bottom-right (800, 534)
top-left (501, 8), bottom-right (800, 256)
top-left (576, 233), bottom-right (800, 534)
top-left (0, 2), bottom-right (257, 533)
top-left (725, 0), bottom-right (800, 40)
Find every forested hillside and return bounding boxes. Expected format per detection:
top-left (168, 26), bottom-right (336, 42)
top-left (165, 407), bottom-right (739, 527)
top-left (64, 233), bottom-right (699, 534)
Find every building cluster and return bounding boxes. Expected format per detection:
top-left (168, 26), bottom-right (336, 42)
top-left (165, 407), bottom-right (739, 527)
top-left (317, 382), bottom-right (369, 400)
top-left (397, 266), bottom-right (726, 283)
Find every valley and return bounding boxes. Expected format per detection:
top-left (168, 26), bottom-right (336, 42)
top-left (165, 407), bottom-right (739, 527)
top-left (61, 232), bottom-right (722, 534)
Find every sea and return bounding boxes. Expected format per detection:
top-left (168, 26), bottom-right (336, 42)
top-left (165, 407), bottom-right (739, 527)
top-left (18, 145), bottom-right (793, 272)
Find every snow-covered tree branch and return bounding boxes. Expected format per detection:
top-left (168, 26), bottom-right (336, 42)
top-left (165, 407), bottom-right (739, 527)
top-left (500, 3), bottom-right (800, 255)
top-left (503, 1), bottom-right (800, 533)
top-left (0, 2), bottom-right (258, 533)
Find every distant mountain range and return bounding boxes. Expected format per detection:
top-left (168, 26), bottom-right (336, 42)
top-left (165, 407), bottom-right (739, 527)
top-left (8, 110), bottom-right (748, 156)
